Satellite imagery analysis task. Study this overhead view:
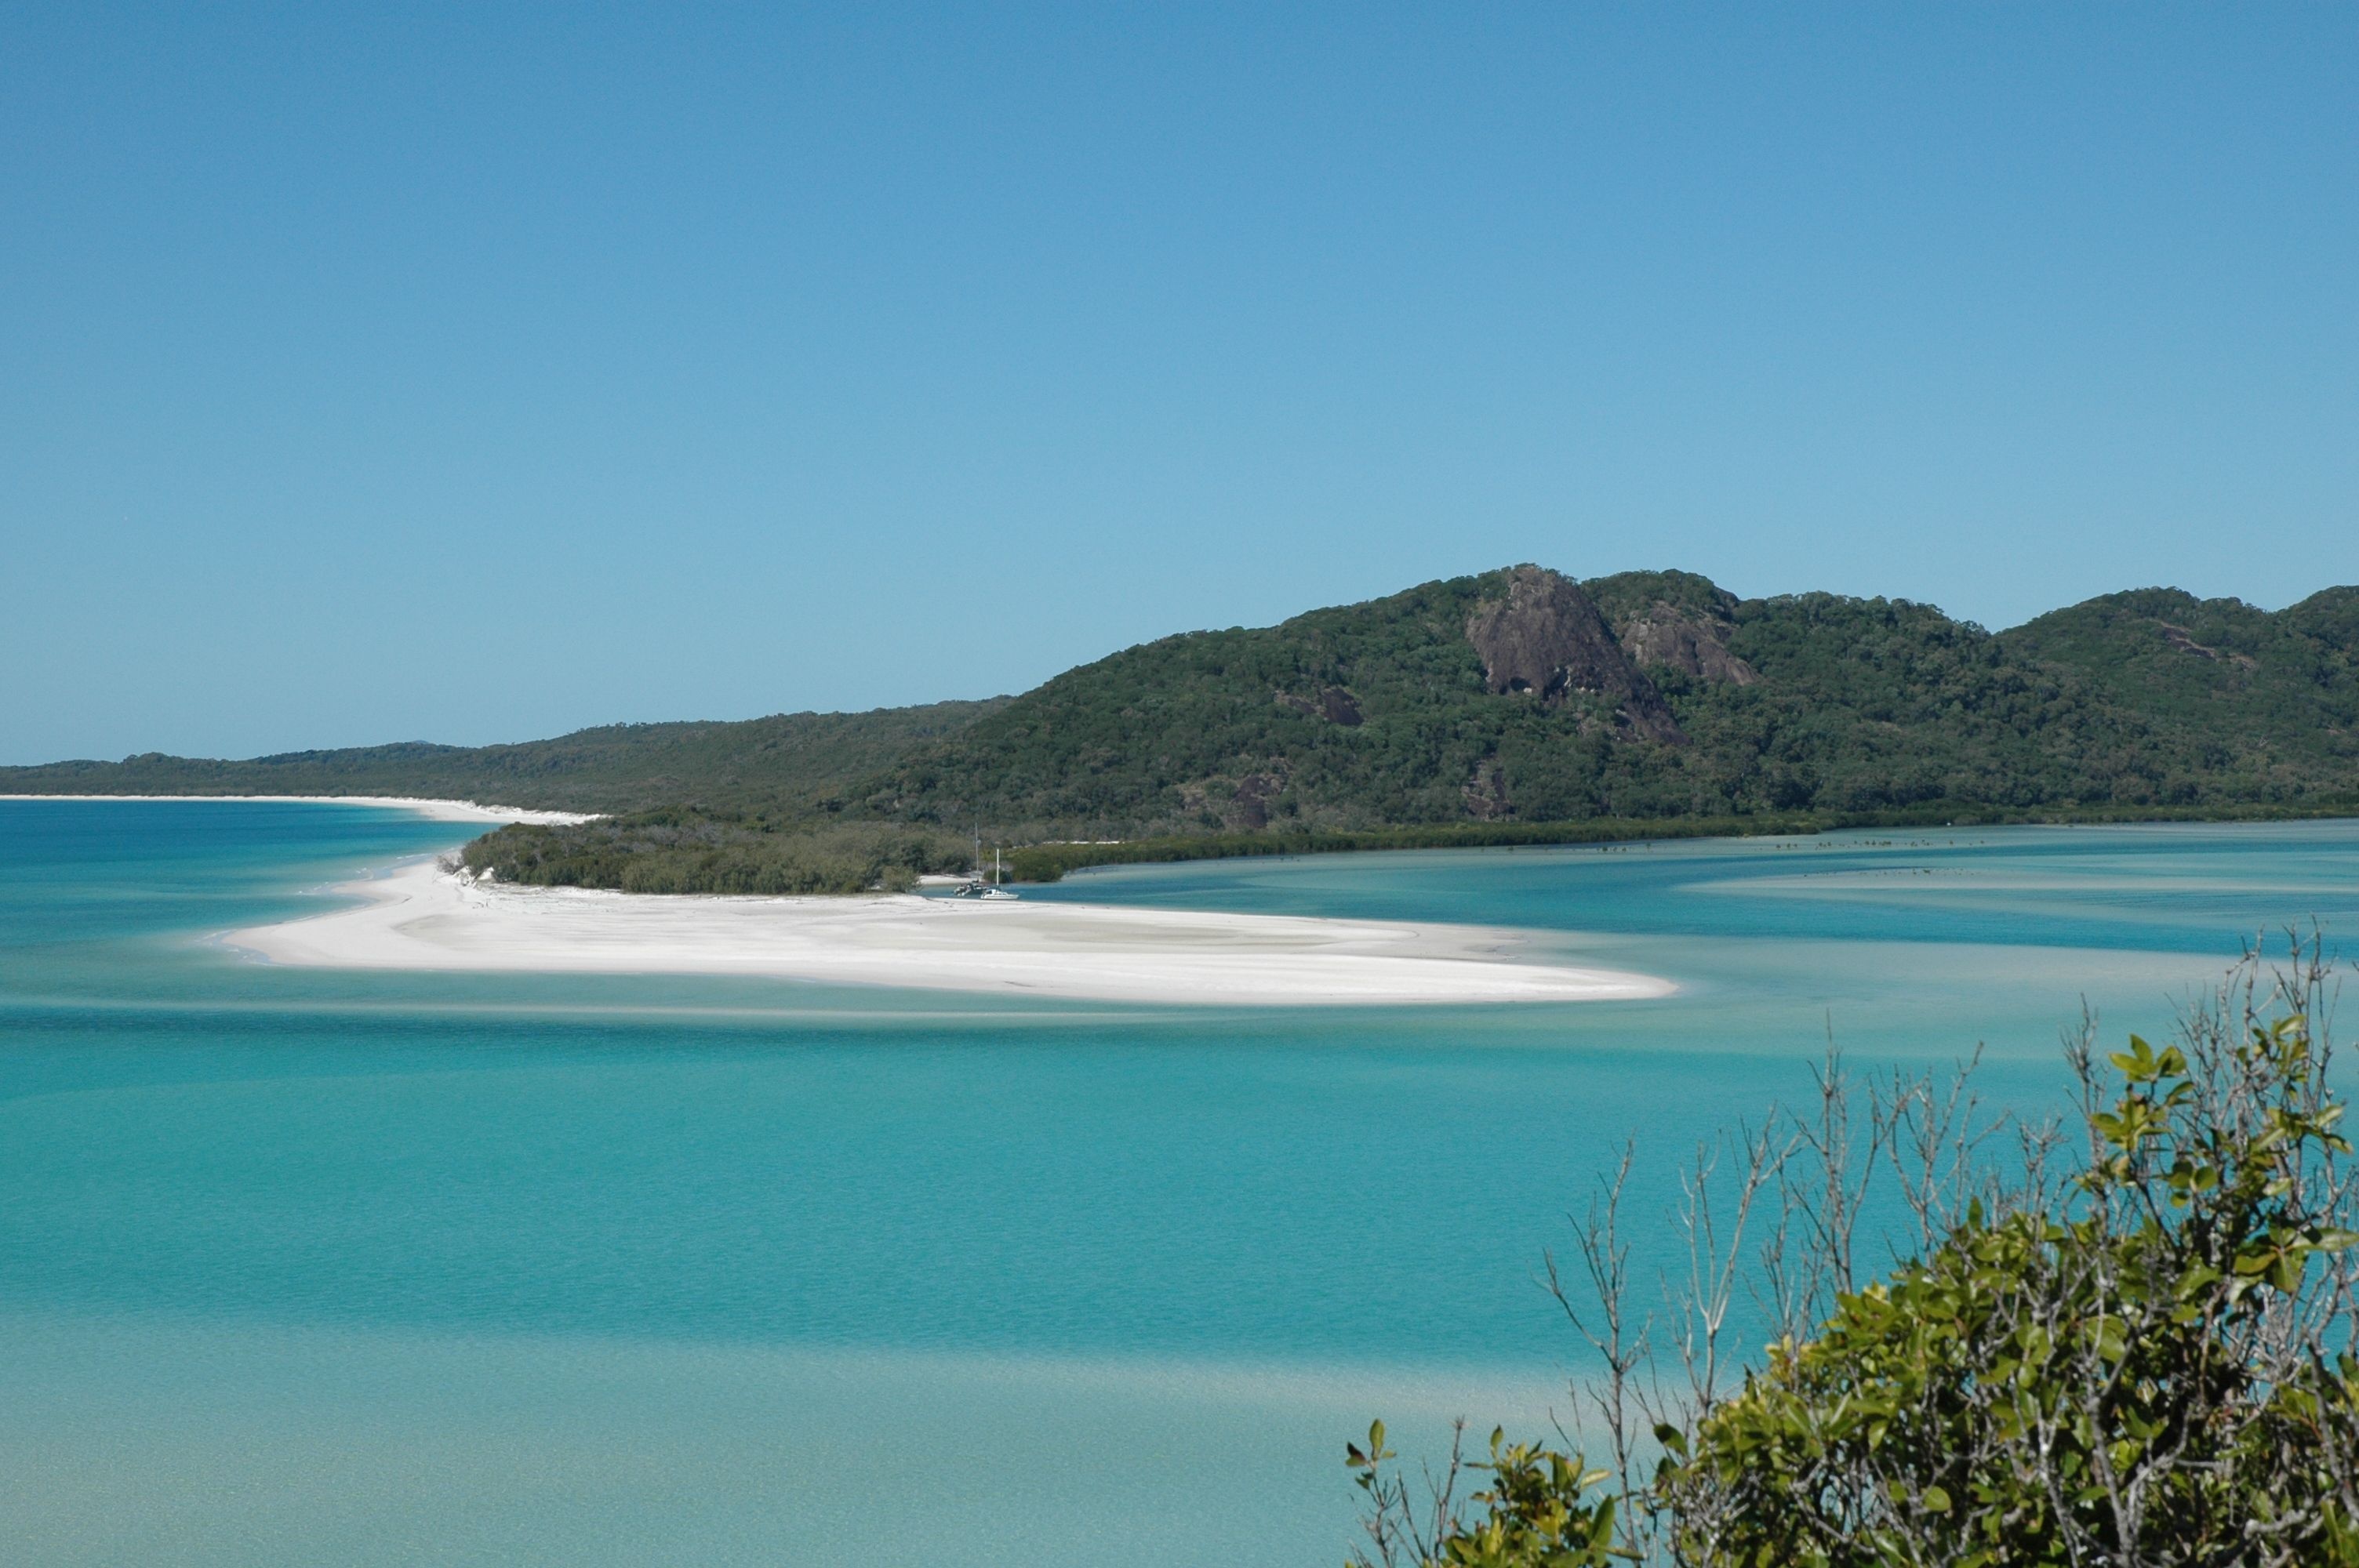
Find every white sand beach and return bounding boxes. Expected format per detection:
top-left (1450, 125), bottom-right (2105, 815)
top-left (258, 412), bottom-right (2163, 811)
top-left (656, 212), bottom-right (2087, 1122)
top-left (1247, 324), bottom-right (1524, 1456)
top-left (0, 795), bottom-right (594, 825)
top-left (227, 858), bottom-right (1674, 1007)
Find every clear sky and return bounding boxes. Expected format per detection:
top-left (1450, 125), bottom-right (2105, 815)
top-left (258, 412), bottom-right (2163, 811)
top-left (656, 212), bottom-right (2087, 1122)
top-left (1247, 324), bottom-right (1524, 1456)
top-left (3, 3), bottom-right (2353, 764)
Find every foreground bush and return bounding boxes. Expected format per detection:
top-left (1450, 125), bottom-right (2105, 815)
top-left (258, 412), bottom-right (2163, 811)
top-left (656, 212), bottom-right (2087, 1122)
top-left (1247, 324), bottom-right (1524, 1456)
top-left (1352, 938), bottom-right (2359, 1566)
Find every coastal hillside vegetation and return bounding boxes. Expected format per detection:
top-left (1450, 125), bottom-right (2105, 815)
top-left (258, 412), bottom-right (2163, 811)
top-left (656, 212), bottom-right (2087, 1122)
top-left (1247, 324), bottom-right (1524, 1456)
top-left (0, 700), bottom-right (1005, 815)
top-left (459, 813), bottom-right (972, 895)
top-left (853, 566), bottom-right (2359, 840)
top-left (1349, 943), bottom-right (2359, 1566)
top-left (12, 564), bottom-right (2357, 891)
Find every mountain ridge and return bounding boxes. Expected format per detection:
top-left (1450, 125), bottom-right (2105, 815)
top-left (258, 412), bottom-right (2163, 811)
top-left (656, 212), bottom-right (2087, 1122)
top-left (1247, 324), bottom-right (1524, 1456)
top-left (841, 565), bottom-right (2359, 838)
top-left (0, 700), bottom-right (1009, 816)
top-left (9, 567), bottom-right (2356, 891)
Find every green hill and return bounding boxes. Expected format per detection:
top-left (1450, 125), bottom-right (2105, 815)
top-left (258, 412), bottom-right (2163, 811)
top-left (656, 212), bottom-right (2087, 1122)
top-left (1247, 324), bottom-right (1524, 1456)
top-left (847, 566), bottom-right (2359, 839)
top-left (13, 564), bottom-right (2357, 891)
top-left (1999, 586), bottom-right (2359, 767)
top-left (0, 700), bottom-right (1007, 816)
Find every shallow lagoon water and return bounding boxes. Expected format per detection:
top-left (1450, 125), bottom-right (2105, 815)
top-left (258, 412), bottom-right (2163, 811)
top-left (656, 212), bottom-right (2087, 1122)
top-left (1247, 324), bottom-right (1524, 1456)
top-left (2, 802), bottom-right (2354, 1565)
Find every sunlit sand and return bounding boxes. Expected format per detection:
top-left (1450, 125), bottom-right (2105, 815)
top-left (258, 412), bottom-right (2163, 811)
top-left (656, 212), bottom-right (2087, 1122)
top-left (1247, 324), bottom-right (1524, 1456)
top-left (226, 858), bottom-right (1674, 1007)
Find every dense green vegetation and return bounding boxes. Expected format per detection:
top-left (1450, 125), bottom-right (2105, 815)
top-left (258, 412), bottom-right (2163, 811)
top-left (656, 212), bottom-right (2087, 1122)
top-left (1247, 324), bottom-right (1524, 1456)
top-left (0, 700), bottom-right (1005, 815)
top-left (460, 812), bottom-right (972, 895)
top-left (994, 800), bottom-right (2359, 884)
top-left (999, 815), bottom-right (1819, 883)
top-left (463, 798), bottom-right (2359, 894)
top-left (13, 564), bottom-right (2356, 892)
top-left (1350, 946), bottom-right (2359, 1566)
top-left (2008, 585), bottom-right (2359, 766)
top-left (853, 568), bottom-right (2359, 840)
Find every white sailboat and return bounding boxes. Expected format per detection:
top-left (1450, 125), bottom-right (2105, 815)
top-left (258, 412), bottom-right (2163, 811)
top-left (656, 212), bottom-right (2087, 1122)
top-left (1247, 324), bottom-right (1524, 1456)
top-left (956, 832), bottom-right (1020, 899)
top-left (980, 845), bottom-right (1018, 899)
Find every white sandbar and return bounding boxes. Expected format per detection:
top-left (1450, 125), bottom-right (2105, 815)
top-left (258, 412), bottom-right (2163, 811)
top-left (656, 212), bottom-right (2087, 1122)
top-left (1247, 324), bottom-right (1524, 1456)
top-left (0, 794), bottom-right (593, 824)
top-left (227, 858), bottom-right (1674, 1007)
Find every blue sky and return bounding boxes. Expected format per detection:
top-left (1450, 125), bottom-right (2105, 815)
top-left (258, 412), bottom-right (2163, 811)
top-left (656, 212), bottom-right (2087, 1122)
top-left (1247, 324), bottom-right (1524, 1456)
top-left (3, 3), bottom-right (2353, 763)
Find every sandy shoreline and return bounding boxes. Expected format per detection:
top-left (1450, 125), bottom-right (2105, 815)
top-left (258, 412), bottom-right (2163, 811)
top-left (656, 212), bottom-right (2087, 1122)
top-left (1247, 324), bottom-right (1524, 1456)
top-left (0, 794), bottom-right (593, 825)
top-left (225, 858), bottom-right (1674, 1007)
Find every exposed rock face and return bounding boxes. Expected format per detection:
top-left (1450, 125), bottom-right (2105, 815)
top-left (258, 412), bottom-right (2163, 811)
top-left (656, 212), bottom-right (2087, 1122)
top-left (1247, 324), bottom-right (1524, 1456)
top-left (1619, 602), bottom-right (1759, 685)
top-left (1230, 771), bottom-right (1284, 829)
top-left (1462, 757), bottom-right (1510, 819)
top-left (1186, 768), bottom-right (1290, 830)
top-left (1466, 567), bottom-right (1686, 743)
top-left (1274, 685), bottom-right (1365, 725)
top-left (2160, 622), bottom-right (2259, 670)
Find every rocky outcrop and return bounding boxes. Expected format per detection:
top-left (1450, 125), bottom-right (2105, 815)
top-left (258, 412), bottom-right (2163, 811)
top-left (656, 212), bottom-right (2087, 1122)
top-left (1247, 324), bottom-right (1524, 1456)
top-left (1274, 685), bottom-right (1365, 725)
top-left (1229, 771), bottom-right (1285, 829)
top-left (1462, 757), bottom-right (1510, 819)
top-left (1181, 768), bottom-right (1291, 830)
top-left (1466, 567), bottom-right (1685, 743)
top-left (2160, 622), bottom-right (2259, 670)
top-left (1619, 602), bottom-right (1758, 685)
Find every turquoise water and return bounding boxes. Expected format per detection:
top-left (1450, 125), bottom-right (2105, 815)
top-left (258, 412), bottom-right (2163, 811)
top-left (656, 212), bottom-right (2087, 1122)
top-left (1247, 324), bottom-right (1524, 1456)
top-left (2, 802), bottom-right (2354, 1565)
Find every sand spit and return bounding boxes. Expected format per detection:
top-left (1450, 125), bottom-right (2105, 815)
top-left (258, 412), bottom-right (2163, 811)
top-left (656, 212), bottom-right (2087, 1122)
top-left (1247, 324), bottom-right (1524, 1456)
top-left (0, 794), bottom-right (594, 825)
top-left (226, 858), bottom-right (1674, 1007)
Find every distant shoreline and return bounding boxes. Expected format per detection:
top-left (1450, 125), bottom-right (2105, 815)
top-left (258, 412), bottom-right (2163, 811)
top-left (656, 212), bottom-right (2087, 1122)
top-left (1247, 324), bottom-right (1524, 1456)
top-left (223, 855), bottom-right (1674, 1007)
top-left (0, 793), bottom-right (595, 826)
top-left (1001, 802), bottom-right (2359, 882)
top-left (13, 791), bottom-right (2356, 886)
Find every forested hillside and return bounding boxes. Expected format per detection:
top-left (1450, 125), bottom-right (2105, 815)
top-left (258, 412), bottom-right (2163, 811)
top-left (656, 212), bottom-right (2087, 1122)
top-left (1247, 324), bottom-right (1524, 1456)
top-left (15, 564), bottom-right (2357, 891)
top-left (0, 700), bottom-right (1005, 815)
top-left (847, 566), bottom-right (2359, 839)
top-left (2001, 585), bottom-right (2359, 760)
